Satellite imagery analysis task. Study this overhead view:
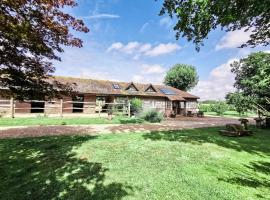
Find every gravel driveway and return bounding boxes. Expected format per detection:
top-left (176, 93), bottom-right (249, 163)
top-left (0, 116), bottom-right (251, 138)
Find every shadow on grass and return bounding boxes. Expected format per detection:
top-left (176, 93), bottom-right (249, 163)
top-left (218, 161), bottom-right (270, 199)
top-left (0, 136), bottom-right (134, 200)
top-left (142, 127), bottom-right (270, 155)
top-left (143, 127), bottom-right (270, 198)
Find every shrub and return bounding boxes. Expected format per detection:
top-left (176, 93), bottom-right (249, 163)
top-left (141, 109), bottom-right (163, 123)
top-left (130, 98), bottom-right (143, 115)
top-left (210, 101), bottom-right (228, 116)
top-left (198, 103), bottom-right (212, 112)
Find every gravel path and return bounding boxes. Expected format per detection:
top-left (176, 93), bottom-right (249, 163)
top-left (0, 117), bottom-right (249, 139)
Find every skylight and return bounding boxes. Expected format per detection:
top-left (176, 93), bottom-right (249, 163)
top-left (112, 83), bottom-right (121, 89)
top-left (160, 88), bottom-right (176, 95)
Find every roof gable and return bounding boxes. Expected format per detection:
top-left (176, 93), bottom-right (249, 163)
top-left (125, 82), bottom-right (139, 92)
top-left (145, 84), bottom-right (157, 93)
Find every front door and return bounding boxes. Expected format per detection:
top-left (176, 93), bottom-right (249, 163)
top-left (172, 101), bottom-right (179, 114)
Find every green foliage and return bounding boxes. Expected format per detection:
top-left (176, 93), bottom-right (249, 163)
top-left (210, 101), bottom-right (228, 116)
top-left (141, 109), bottom-right (163, 123)
top-left (164, 64), bottom-right (199, 91)
top-left (160, 0), bottom-right (270, 50)
top-left (200, 100), bottom-right (219, 104)
top-left (198, 103), bottom-right (212, 112)
top-left (130, 98), bottom-right (143, 115)
top-left (226, 92), bottom-right (254, 116)
top-left (231, 52), bottom-right (270, 114)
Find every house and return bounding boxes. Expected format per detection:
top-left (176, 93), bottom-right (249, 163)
top-left (0, 76), bottom-right (199, 117)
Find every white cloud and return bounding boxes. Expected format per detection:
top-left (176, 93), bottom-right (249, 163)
top-left (191, 58), bottom-right (237, 100)
top-left (145, 43), bottom-right (181, 57)
top-left (140, 22), bottom-right (149, 33)
top-left (123, 42), bottom-right (141, 54)
top-left (107, 42), bottom-right (123, 52)
top-left (132, 75), bottom-right (144, 83)
top-left (216, 29), bottom-right (252, 50)
top-left (79, 70), bottom-right (114, 80)
top-left (139, 44), bottom-right (152, 53)
top-left (83, 13), bottom-right (120, 20)
top-left (141, 64), bottom-right (166, 74)
top-left (107, 42), bottom-right (180, 58)
top-left (160, 17), bottom-right (173, 28)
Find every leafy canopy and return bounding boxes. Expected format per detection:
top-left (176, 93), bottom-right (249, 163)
top-left (231, 51), bottom-right (270, 113)
top-left (0, 0), bottom-right (89, 100)
top-left (164, 64), bottom-right (198, 91)
top-left (210, 101), bottom-right (228, 116)
top-left (226, 92), bottom-right (254, 116)
top-left (159, 0), bottom-right (270, 50)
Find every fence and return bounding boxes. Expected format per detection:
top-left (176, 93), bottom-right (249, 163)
top-left (0, 98), bottom-right (131, 118)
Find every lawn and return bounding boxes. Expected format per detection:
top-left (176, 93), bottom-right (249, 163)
top-left (205, 111), bottom-right (257, 118)
top-left (0, 127), bottom-right (269, 200)
top-left (0, 116), bottom-right (144, 127)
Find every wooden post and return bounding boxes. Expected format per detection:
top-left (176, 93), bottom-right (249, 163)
top-left (128, 101), bottom-right (131, 117)
top-left (10, 97), bottom-right (14, 118)
top-left (98, 101), bottom-right (101, 117)
top-left (184, 101), bottom-right (187, 116)
top-left (60, 99), bottom-right (63, 118)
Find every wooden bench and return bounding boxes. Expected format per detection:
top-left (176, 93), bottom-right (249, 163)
top-left (219, 124), bottom-right (253, 137)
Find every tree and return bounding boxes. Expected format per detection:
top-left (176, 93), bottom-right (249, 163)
top-left (164, 64), bottom-right (198, 91)
top-left (159, 0), bottom-right (270, 50)
top-left (226, 92), bottom-right (253, 116)
top-left (231, 52), bottom-right (270, 113)
top-left (0, 0), bottom-right (89, 100)
top-left (130, 98), bottom-right (143, 115)
top-left (210, 101), bottom-right (228, 116)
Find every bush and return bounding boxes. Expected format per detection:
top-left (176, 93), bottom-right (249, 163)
top-left (130, 98), bottom-right (143, 115)
top-left (141, 109), bottom-right (163, 123)
top-left (198, 103), bottom-right (212, 112)
top-left (210, 101), bottom-right (228, 116)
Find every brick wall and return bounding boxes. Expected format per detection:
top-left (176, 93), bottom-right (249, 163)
top-left (62, 96), bottom-right (73, 113)
top-left (15, 101), bottom-right (31, 113)
top-left (83, 94), bottom-right (96, 114)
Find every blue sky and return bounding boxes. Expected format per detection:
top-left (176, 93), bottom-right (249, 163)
top-left (54, 0), bottom-right (269, 100)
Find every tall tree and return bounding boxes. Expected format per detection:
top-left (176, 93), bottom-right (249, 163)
top-left (225, 92), bottom-right (254, 116)
top-left (159, 0), bottom-right (270, 50)
top-left (231, 51), bottom-right (270, 112)
top-left (164, 64), bottom-right (198, 91)
top-left (0, 0), bottom-right (89, 100)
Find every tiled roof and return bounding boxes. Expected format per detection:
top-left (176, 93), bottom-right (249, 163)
top-left (54, 76), bottom-right (199, 100)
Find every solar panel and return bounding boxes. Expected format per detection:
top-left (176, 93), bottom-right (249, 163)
top-left (160, 88), bottom-right (176, 95)
top-left (112, 83), bottom-right (121, 89)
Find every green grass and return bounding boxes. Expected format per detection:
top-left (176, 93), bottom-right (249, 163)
top-left (0, 116), bottom-right (144, 127)
top-left (205, 111), bottom-right (257, 118)
top-left (0, 127), bottom-right (269, 199)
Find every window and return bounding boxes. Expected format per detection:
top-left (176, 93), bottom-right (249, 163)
top-left (127, 85), bottom-right (138, 92)
top-left (187, 101), bottom-right (197, 109)
top-left (31, 101), bottom-right (45, 113)
top-left (166, 100), bottom-right (172, 109)
top-left (160, 88), bottom-right (176, 95)
top-left (72, 95), bottom-right (84, 113)
top-left (112, 83), bottom-right (121, 89)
